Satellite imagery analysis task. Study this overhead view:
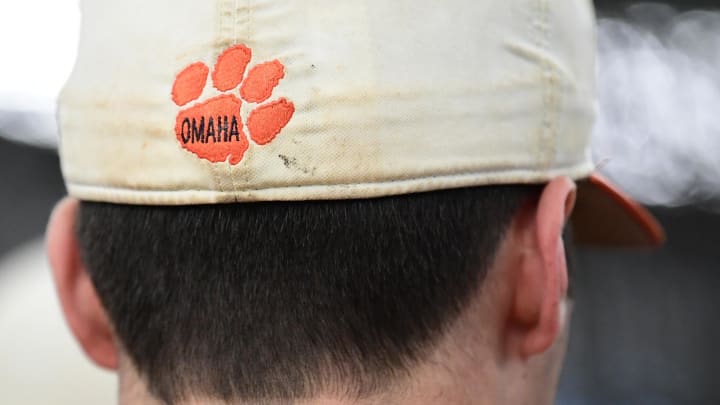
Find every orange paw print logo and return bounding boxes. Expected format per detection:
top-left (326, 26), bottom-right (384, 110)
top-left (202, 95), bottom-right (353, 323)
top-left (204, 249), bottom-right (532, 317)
top-left (172, 45), bottom-right (295, 164)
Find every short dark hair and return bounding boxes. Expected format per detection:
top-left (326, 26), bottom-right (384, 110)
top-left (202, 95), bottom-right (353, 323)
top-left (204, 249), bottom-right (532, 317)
top-left (77, 185), bottom-right (540, 404)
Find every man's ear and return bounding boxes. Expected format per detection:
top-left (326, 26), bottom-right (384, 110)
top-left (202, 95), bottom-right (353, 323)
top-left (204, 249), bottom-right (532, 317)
top-left (47, 197), bottom-right (118, 369)
top-left (506, 177), bottom-right (576, 359)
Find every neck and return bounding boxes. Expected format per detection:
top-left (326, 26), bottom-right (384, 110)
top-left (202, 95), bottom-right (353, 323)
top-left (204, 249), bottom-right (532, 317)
top-left (117, 327), bottom-right (501, 405)
top-left (119, 367), bottom-right (499, 405)
top-left (115, 272), bottom-right (550, 405)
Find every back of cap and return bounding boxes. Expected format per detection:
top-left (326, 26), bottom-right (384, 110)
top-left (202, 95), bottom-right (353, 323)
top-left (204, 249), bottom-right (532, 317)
top-left (59, 0), bottom-right (597, 205)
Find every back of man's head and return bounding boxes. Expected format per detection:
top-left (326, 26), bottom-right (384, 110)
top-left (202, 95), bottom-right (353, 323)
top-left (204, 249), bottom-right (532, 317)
top-left (47, 0), bottom-right (663, 404)
top-left (51, 180), bottom-right (584, 405)
top-left (76, 186), bottom-right (538, 403)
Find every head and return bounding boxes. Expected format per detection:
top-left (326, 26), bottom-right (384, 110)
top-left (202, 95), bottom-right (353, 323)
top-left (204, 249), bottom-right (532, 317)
top-left (47, 176), bottom-right (578, 405)
top-left (47, 0), bottom-right (667, 403)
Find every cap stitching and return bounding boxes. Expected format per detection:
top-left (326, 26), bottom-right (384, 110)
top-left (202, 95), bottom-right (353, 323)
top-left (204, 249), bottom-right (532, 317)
top-left (67, 160), bottom-right (594, 194)
top-left (229, 0), bottom-right (242, 197)
top-left (535, 0), bottom-right (560, 170)
top-left (65, 160), bottom-right (596, 205)
top-left (215, 0), bottom-right (236, 194)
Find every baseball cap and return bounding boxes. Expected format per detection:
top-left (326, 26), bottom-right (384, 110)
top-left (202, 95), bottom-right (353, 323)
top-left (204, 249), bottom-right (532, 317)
top-left (57, 0), bottom-right (664, 247)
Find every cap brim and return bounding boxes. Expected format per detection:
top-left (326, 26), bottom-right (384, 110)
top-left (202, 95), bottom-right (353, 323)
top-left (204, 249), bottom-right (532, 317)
top-left (571, 174), bottom-right (666, 248)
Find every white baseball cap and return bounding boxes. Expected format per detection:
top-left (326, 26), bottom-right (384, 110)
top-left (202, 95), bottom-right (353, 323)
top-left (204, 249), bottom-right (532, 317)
top-left (57, 0), bottom-right (664, 247)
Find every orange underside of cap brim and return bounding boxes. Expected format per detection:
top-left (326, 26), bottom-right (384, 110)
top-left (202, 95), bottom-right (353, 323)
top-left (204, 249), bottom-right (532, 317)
top-left (571, 174), bottom-right (666, 248)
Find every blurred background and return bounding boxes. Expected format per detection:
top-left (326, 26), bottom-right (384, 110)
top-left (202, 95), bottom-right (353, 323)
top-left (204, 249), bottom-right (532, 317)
top-left (0, 0), bottom-right (718, 404)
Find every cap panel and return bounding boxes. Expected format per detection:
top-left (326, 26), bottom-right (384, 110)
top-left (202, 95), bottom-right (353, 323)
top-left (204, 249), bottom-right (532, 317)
top-left (547, 0), bottom-right (598, 169)
top-left (59, 0), bottom-right (224, 194)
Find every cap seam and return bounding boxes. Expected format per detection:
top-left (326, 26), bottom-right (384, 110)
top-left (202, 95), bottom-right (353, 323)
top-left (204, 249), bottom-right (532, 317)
top-left (535, 0), bottom-right (560, 170)
top-left (215, 0), bottom-right (234, 194)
